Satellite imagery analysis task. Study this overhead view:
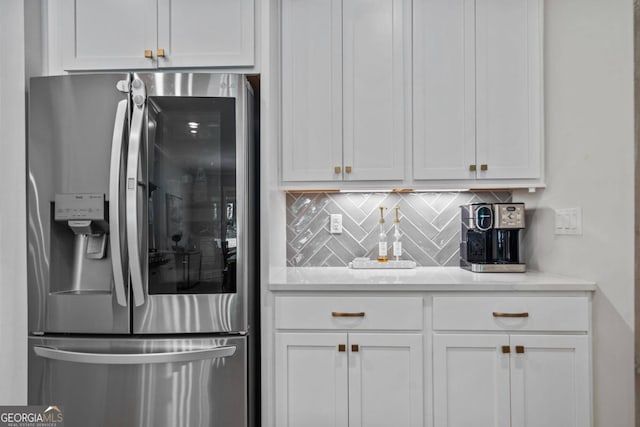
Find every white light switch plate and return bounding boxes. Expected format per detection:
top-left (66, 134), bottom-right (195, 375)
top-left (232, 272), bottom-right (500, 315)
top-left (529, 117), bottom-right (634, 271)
top-left (554, 207), bottom-right (582, 235)
top-left (330, 214), bottom-right (343, 234)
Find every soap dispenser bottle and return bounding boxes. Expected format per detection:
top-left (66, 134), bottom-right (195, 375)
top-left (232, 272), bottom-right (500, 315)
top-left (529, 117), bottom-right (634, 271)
top-left (377, 207), bottom-right (388, 262)
top-left (393, 206), bottom-right (402, 261)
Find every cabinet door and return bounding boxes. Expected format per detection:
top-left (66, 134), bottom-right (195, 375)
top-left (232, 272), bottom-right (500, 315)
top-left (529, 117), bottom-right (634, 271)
top-left (348, 333), bottom-right (423, 427)
top-left (281, 0), bottom-right (343, 182)
top-left (61, 0), bottom-right (157, 70)
top-left (275, 333), bottom-right (349, 427)
top-left (475, 0), bottom-right (542, 179)
top-left (342, 0), bottom-right (410, 181)
top-left (413, 0), bottom-right (476, 180)
top-left (509, 335), bottom-right (591, 427)
top-left (157, 0), bottom-right (254, 68)
top-left (433, 334), bottom-right (511, 427)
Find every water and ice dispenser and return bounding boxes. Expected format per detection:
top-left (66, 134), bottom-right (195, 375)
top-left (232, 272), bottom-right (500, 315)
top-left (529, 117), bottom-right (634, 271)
top-left (51, 194), bottom-right (111, 293)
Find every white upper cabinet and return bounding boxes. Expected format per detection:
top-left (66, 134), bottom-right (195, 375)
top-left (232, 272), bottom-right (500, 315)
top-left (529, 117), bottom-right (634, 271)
top-left (62, 0), bottom-right (254, 71)
top-left (342, 0), bottom-right (409, 181)
top-left (413, 0), bottom-right (476, 180)
top-left (281, 0), bottom-right (410, 182)
top-left (413, 0), bottom-right (543, 182)
top-left (475, 0), bottom-right (542, 179)
top-left (281, 0), bottom-right (342, 182)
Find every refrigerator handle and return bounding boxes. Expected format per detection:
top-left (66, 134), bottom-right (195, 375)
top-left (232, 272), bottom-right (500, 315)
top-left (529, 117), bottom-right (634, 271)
top-left (109, 99), bottom-right (128, 307)
top-left (33, 345), bottom-right (237, 365)
top-left (126, 79), bottom-right (146, 307)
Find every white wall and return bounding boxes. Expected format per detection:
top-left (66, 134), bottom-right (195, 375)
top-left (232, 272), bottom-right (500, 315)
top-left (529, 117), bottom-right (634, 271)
top-left (0, 0), bottom-right (27, 405)
top-left (515, 0), bottom-right (634, 424)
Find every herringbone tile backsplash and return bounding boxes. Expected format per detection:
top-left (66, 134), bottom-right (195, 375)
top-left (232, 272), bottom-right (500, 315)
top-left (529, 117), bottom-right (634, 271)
top-left (286, 191), bottom-right (512, 267)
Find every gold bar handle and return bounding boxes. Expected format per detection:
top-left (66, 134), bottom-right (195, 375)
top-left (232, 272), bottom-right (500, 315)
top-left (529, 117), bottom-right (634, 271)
top-left (493, 312), bottom-right (529, 318)
top-left (515, 345), bottom-right (525, 354)
top-left (334, 166), bottom-right (342, 174)
top-left (345, 166), bottom-right (352, 174)
top-left (144, 50), bottom-right (153, 59)
top-left (157, 48), bottom-right (166, 57)
top-left (331, 312), bottom-right (365, 318)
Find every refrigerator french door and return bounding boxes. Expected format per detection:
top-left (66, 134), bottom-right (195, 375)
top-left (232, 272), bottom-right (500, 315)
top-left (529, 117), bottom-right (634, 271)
top-left (27, 73), bottom-right (254, 427)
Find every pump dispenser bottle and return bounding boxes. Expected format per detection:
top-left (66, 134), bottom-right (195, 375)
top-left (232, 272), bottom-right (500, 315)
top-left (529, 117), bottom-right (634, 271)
top-left (377, 207), bottom-right (388, 262)
top-left (393, 207), bottom-right (402, 261)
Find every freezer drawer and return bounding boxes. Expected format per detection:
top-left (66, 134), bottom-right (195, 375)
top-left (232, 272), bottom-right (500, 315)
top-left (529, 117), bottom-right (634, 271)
top-left (28, 335), bottom-right (247, 427)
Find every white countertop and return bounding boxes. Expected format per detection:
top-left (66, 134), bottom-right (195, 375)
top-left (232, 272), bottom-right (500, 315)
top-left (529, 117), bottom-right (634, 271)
top-left (269, 267), bottom-right (596, 292)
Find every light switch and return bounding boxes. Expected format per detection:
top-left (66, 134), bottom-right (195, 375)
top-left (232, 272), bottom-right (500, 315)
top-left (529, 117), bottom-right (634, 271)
top-left (330, 214), bottom-right (343, 234)
top-left (554, 207), bottom-right (582, 235)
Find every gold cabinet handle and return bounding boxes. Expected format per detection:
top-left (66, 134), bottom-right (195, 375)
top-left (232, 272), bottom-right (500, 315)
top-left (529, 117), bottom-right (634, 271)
top-left (493, 312), bottom-right (529, 318)
top-left (480, 164), bottom-right (488, 171)
top-left (345, 166), bottom-right (352, 174)
top-left (351, 344), bottom-right (359, 352)
top-left (144, 50), bottom-right (153, 59)
top-left (331, 312), bottom-right (365, 318)
top-left (338, 344), bottom-right (346, 352)
top-left (501, 345), bottom-right (511, 354)
top-left (469, 164), bottom-right (477, 172)
top-left (515, 345), bottom-right (525, 354)
top-left (157, 48), bottom-right (166, 58)
top-left (334, 166), bottom-right (342, 174)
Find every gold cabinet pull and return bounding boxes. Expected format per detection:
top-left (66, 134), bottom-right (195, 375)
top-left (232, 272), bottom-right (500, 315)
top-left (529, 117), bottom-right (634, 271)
top-left (501, 345), bottom-right (511, 354)
top-left (469, 164), bottom-right (477, 172)
top-left (480, 164), bottom-right (488, 171)
top-left (493, 312), bottom-right (529, 318)
top-left (331, 311), bottom-right (365, 318)
top-left (144, 50), bottom-right (153, 59)
top-left (338, 344), bottom-right (346, 352)
top-left (345, 166), bottom-right (352, 174)
top-left (515, 345), bottom-right (525, 354)
top-left (157, 48), bottom-right (166, 57)
top-left (334, 166), bottom-right (342, 174)
top-left (351, 344), bottom-right (359, 352)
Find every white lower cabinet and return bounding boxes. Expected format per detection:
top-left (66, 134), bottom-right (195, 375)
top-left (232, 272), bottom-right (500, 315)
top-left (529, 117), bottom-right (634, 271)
top-left (276, 332), bottom-right (423, 427)
top-left (274, 296), bottom-right (424, 427)
top-left (432, 296), bottom-right (591, 427)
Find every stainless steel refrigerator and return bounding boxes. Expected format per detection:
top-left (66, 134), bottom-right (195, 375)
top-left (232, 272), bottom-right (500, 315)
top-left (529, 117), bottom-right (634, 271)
top-left (27, 73), bottom-right (257, 427)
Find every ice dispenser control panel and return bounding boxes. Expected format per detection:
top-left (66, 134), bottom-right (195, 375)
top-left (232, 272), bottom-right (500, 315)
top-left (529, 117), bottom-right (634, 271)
top-left (54, 194), bottom-right (106, 221)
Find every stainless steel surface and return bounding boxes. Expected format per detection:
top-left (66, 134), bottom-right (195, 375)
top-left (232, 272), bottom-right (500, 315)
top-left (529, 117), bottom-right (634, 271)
top-left (29, 335), bottom-right (247, 427)
top-left (33, 344), bottom-right (236, 364)
top-left (109, 99), bottom-right (129, 307)
top-left (28, 74), bottom-right (130, 334)
top-left (126, 78), bottom-right (147, 307)
top-left (466, 263), bottom-right (527, 273)
top-left (494, 203), bottom-right (526, 229)
top-left (131, 73), bottom-right (251, 334)
top-left (460, 203), bottom-right (494, 231)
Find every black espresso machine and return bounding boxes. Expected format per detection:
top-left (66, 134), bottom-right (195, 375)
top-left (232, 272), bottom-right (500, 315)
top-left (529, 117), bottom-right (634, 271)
top-left (460, 203), bottom-right (526, 272)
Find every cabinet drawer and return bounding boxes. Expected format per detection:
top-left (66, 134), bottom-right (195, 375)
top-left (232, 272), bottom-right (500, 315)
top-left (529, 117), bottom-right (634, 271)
top-left (433, 296), bottom-right (589, 332)
top-left (275, 296), bottom-right (423, 330)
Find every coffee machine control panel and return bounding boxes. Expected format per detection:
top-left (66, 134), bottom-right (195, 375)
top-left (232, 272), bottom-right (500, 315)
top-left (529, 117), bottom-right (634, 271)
top-left (494, 203), bottom-right (525, 229)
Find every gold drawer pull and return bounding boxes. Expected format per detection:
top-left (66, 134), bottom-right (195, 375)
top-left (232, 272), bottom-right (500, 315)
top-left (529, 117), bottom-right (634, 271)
top-left (144, 49), bottom-right (153, 58)
top-left (501, 345), bottom-right (511, 354)
top-left (493, 312), bottom-right (529, 318)
top-left (334, 166), bottom-right (341, 174)
top-left (345, 166), bottom-right (352, 174)
top-left (338, 344), bottom-right (346, 352)
top-left (480, 164), bottom-right (488, 171)
top-left (469, 164), bottom-right (477, 172)
top-left (351, 344), bottom-right (359, 352)
top-left (157, 48), bottom-right (166, 57)
top-left (515, 345), bottom-right (525, 354)
top-left (331, 312), bottom-right (365, 318)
